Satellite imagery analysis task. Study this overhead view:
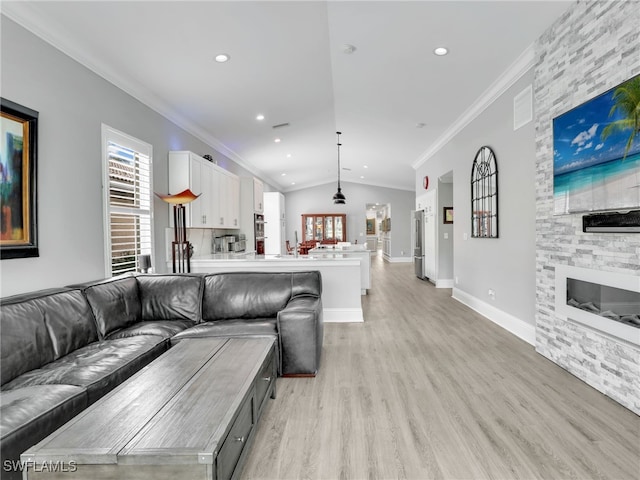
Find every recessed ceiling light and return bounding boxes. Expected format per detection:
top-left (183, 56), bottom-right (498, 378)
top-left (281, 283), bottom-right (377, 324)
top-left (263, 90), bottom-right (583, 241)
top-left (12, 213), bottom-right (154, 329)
top-left (274, 138), bottom-right (281, 143)
top-left (434, 47), bottom-right (448, 56)
top-left (363, 165), bottom-right (368, 169)
top-left (286, 154), bottom-right (292, 158)
top-left (215, 53), bottom-right (230, 63)
top-left (360, 176), bottom-right (365, 179)
top-left (281, 173), bottom-right (287, 176)
top-left (291, 182), bottom-right (296, 185)
top-left (256, 114), bottom-right (265, 121)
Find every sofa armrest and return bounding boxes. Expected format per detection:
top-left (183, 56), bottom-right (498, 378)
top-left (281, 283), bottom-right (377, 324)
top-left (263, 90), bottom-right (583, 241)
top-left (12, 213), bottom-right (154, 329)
top-left (277, 295), bottom-right (323, 376)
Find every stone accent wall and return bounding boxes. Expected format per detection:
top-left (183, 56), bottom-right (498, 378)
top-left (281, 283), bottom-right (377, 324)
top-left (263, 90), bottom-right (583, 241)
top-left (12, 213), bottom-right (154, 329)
top-left (534, 0), bottom-right (640, 414)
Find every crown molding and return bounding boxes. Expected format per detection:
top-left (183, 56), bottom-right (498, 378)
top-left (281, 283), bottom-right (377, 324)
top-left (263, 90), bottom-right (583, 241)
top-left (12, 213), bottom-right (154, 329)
top-left (1, 4), bottom-right (268, 182)
top-left (411, 43), bottom-right (536, 170)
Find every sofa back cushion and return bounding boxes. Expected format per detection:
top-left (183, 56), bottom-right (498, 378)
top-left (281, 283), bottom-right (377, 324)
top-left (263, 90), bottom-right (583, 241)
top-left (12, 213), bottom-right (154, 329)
top-left (136, 274), bottom-right (203, 322)
top-left (83, 276), bottom-right (141, 338)
top-left (41, 289), bottom-right (99, 360)
top-left (290, 271), bottom-right (322, 298)
top-left (203, 272), bottom-right (303, 320)
top-left (1, 289), bottom-right (70, 386)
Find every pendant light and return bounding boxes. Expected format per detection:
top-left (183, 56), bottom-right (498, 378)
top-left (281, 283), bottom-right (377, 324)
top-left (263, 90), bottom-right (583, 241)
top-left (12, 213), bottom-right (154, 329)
top-left (332, 131), bottom-right (346, 204)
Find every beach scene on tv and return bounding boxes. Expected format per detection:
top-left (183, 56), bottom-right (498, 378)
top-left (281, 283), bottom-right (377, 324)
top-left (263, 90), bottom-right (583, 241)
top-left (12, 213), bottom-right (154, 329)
top-left (553, 74), bottom-right (640, 215)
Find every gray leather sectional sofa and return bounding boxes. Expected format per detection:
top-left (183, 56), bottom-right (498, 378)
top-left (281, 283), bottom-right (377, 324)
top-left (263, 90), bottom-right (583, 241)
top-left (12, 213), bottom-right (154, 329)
top-left (0, 271), bottom-right (323, 480)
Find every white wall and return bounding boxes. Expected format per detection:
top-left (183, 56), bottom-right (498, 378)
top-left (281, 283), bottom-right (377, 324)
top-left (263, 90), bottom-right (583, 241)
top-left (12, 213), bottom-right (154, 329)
top-left (415, 69), bottom-right (537, 327)
top-left (0, 17), bottom-right (271, 296)
top-left (284, 181), bottom-right (414, 259)
top-left (437, 181), bottom-right (454, 281)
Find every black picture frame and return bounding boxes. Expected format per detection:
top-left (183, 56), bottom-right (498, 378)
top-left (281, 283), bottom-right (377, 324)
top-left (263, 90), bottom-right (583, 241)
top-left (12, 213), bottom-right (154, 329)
top-left (1, 98), bottom-right (39, 259)
top-left (443, 207), bottom-right (453, 224)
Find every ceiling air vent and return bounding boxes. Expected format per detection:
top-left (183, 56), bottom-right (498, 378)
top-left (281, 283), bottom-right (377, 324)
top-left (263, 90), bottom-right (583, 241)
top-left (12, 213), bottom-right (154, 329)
top-left (272, 122), bottom-right (290, 129)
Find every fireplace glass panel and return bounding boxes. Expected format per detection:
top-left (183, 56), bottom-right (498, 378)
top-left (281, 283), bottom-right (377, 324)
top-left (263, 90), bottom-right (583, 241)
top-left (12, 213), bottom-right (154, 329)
top-left (566, 278), bottom-right (640, 328)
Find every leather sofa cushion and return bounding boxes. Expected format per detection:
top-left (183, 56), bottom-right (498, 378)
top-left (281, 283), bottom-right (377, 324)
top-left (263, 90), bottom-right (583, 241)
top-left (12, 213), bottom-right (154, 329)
top-left (106, 320), bottom-right (196, 340)
top-left (3, 336), bottom-right (166, 405)
top-left (0, 385), bottom-right (87, 479)
top-left (1, 290), bottom-right (59, 386)
top-left (203, 273), bottom-right (293, 320)
top-left (172, 318), bottom-right (278, 342)
top-left (137, 274), bottom-right (203, 323)
top-left (41, 290), bottom-right (99, 360)
top-left (290, 271), bottom-right (323, 298)
top-left (83, 276), bottom-right (141, 339)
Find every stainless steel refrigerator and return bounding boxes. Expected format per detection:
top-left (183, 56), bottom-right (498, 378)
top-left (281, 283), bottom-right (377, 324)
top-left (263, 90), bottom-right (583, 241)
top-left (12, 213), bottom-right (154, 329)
top-left (414, 210), bottom-right (425, 279)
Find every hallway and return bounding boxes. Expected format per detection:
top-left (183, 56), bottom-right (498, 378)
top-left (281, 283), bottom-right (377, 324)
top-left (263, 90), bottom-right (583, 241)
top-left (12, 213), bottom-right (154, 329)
top-left (242, 258), bottom-right (639, 479)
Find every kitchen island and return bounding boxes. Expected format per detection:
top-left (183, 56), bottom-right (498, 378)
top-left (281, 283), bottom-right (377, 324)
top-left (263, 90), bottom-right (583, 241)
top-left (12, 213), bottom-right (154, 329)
top-left (187, 253), bottom-right (363, 323)
top-left (308, 246), bottom-right (371, 294)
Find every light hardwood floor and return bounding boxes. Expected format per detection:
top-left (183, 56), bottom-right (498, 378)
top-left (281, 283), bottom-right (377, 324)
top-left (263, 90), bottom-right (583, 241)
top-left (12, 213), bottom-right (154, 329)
top-left (241, 255), bottom-right (640, 480)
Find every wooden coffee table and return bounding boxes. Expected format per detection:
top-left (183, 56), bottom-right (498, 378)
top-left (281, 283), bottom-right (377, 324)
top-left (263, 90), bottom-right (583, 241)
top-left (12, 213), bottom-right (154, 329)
top-left (22, 337), bottom-right (277, 480)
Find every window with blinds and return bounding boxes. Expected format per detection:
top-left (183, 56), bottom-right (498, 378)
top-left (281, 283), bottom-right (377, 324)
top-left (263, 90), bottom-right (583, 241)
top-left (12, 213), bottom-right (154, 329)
top-left (102, 126), bottom-right (153, 276)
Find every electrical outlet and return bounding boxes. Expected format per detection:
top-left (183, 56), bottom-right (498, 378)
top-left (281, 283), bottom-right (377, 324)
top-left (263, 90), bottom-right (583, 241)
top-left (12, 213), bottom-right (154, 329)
top-left (444, 232), bottom-right (449, 239)
top-left (463, 233), bottom-right (468, 240)
top-left (455, 276), bottom-right (459, 285)
top-left (488, 289), bottom-right (496, 300)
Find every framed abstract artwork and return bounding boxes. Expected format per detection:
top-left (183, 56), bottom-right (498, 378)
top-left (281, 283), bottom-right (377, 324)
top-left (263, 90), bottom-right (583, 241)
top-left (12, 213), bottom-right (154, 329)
top-left (1, 98), bottom-right (39, 259)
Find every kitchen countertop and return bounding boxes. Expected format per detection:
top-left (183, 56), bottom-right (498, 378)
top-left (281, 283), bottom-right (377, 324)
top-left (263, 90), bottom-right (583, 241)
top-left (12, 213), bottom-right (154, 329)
top-left (192, 252), bottom-right (359, 261)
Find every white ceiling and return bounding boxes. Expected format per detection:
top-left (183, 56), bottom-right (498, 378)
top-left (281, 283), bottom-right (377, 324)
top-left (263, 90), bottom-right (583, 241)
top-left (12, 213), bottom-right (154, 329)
top-left (3, 1), bottom-right (572, 192)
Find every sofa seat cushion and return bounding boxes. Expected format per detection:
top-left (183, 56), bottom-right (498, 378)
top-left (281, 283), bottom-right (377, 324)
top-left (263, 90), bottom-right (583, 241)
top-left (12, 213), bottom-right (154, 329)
top-left (106, 320), bottom-right (196, 340)
top-left (2, 336), bottom-right (166, 405)
top-left (1, 385), bottom-right (87, 476)
top-left (172, 318), bottom-right (277, 342)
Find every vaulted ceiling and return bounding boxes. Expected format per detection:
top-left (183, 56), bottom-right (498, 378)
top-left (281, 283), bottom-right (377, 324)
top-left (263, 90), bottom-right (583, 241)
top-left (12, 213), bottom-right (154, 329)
top-left (3, 1), bottom-right (572, 192)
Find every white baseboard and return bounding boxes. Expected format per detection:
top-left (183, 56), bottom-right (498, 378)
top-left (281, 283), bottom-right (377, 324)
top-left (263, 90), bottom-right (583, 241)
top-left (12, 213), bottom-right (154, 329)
top-left (384, 256), bottom-right (413, 263)
top-left (323, 308), bottom-right (364, 323)
top-left (436, 278), bottom-right (454, 288)
top-left (452, 288), bottom-right (535, 345)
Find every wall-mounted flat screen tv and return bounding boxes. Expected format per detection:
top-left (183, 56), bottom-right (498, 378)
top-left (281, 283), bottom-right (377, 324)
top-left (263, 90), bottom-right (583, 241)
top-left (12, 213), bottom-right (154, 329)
top-left (553, 74), bottom-right (640, 215)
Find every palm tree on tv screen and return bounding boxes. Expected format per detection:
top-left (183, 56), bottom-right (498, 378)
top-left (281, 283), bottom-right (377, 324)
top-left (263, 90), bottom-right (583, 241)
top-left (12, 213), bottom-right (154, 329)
top-left (600, 75), bottom-right (640, 160)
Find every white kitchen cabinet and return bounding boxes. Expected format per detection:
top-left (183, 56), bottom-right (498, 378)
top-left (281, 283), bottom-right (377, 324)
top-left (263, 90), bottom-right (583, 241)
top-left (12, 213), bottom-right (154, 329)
top-left (240, 177), bottom-right (264, 214)
top-left (169, 151), bottom-right (238, 229)
top-left (169, 151), bottom-right (214, 228)
top-left (228, 175), bottom-right (240, 228)
top-left (264, 192), bottom-right (285, 255)
top-left (217, 170), bottom-right (240, 228)
top-left (253, 178), bottom-right (264, 213)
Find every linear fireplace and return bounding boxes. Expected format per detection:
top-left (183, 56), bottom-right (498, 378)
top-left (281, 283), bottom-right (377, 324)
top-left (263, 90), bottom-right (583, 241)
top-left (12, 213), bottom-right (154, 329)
top-left (556, 265), bottom-right (640, 346)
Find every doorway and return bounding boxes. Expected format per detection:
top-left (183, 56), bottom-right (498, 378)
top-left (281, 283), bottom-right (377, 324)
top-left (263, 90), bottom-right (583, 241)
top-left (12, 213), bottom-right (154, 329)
top-left (365, 202), bottom-right (388, 257)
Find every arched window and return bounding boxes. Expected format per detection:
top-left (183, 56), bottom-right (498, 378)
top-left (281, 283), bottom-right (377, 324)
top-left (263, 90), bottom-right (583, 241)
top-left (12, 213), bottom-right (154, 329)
top-left (471, 146), bottom-right (498, 238)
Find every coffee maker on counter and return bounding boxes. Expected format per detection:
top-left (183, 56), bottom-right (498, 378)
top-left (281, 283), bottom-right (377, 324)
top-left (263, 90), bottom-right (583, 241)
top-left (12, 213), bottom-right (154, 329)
top-left (213, 234), bottom-right (246, 254)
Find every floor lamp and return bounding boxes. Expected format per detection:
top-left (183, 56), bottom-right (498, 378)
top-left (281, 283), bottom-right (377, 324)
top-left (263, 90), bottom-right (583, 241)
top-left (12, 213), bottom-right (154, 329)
top-left (155, 189), bottom-right (200, 273)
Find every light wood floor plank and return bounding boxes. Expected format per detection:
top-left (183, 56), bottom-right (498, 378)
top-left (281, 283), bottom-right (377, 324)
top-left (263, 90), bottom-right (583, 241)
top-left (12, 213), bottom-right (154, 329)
top-left (241, 256), bottom-right (640, 480)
